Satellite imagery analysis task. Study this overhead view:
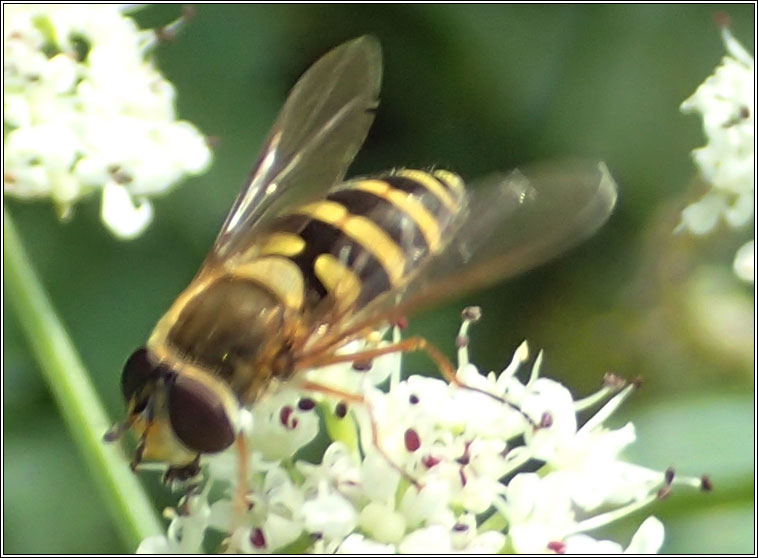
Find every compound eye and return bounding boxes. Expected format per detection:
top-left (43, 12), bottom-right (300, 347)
top-left (167, 374), bottom-right (236, 453)
top-left (121, 348), bottom-right (158, 401)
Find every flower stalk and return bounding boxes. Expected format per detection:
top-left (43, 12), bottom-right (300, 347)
top-left (3, 207), bottom-right (162, 549)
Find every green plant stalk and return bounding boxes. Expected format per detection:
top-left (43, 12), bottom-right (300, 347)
top-left (3, 207), bottom-right (162, 549)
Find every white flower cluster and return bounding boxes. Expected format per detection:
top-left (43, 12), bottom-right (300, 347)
top-left (679, 27), bottom-right (755, 283)
top-left (3, 5), bottom-right (212, 239)
top-left (138, 309), bottom-right (707, 554)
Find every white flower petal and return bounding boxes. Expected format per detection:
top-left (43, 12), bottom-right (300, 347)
top-left (733, 240), bottom-right (754, 283)
top-left (680, 27), bottom-right (754, 282)
top-left (398, 525), bottom-right (452, 554)
top-left (100, 181), bottom-right (153, 239)
top-left (508, 522), bottom-right (552, 554)
top-left (262, 513), bottom-right (304, 552)
top-left (400, 478), bottom-right (455, 528)
top-left (359, 501), bottom-right (406, 544)
top-left (300, 488), bottom-right (358, 541)
top-left (136, 535), bottom-right (177, 554)
top-left (724, 191), bottom-right (754, 229)
top-left (131, 312), bottom-right (698, 554)
top-left (3, 5), bottom-right (212, 238)
top-left (563, 533), bottom-right (624, 554)
top-left (624, 516), bottom-right (665, 554)
top-left (678, 191), bottom-right (727, 235)
top-left (459, 530), bottom-right (506, 553)
top-left (337, 533), bottom-right (395, 554)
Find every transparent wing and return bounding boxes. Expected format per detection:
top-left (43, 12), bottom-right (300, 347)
top-left (306, 160), bottom-right (618, 351)
top-left (212, 36), bottom-right (382, 261)
top-left (413, 160), bottom-right (619, 306)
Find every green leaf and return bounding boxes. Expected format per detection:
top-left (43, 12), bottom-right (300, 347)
top-left (664, 503), bottom-right (755, 554)
top-left (621, 393), bottom-right (754, 553)
top-left (624, 393), bottom-right (753, 484)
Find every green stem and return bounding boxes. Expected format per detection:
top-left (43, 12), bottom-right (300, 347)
top-left (3, 207), bottom-right (163, 549)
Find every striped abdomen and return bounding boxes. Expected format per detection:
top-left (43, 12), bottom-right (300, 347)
top-left (260, 168), bottom-right (466, 312)
top-left (158, 169), bottom-right (465, 399)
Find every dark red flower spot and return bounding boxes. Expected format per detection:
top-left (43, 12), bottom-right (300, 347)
top-left (280, 406), bottom-right (294, 428)
top-left (665, 467), bottom-right (675, 485)
top-left (701, 475), bottom-right (713, 491)
top-left (335, 402), bottom-right (348, 418)
top-left (250, 528), bottom-right (266, 548)
top-left (422, 455), bottom-right (440, 468)
top-left (298, 398), bottom-right (316, 411)
top-left (352, 359), bottom-right (373, 371)
top-left (462, 306), bottom-right (482, 322)
top-left (405, 428), bottom-right (421, 452)
top-left (547, 541), bottom-right (566, 553)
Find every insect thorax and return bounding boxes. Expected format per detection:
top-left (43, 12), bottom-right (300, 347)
top-left (162, 275), bottom-right (295, 402)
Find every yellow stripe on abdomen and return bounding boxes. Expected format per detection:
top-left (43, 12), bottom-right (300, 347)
top-left (432, 169), bottom-right (466, 201)
top-left (260, 168), bottom-right (467, 313)
top-left (313, 253), bottom-right (362, 310)
top-left (352, 179), bottom-right (442, 253)
top-left (295, 200), bottom-right (406, 286)
top-left (258, 232), bottom-right (306, 257)
top-left (394, 169), bottom-right (462, 213)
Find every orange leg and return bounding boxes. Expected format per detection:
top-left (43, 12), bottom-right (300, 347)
top-left (299, 336), bottom-right (536, 427)
top-left (299, 379), bottom-right (421, 488)
top-left (297, 336), bottom-right (458, 383)
top-left (234, 433), bottom-right (250, 528)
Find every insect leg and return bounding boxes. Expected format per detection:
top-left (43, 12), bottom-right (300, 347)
top-left (300, 336), bottom-right (537, 428)
top-left (297, 336), bottom-right (456, 381)
top-left (233, 433), bottom-right (251, 529)
top-left (131, 436), bottom-right (146, 471)
top-left (103, 419), bottom-right (131, 443)
top-left (298, 379), bottom-right (421, 488)
top-left (163, 456), bottom-right (201, 484)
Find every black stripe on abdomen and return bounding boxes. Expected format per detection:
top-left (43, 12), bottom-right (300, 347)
top-left (326, 188), bottom-right (430, 271)
top-left (380, 176), bottom-right (452, 223)
top-left (270, 214), bottom-right (392, 309)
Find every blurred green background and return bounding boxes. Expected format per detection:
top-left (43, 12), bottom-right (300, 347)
top-left (4, 4), bottom-right (754, 554)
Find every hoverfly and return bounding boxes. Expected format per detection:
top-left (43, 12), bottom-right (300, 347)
top-left (105, 36), bottom-right (617, 481)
